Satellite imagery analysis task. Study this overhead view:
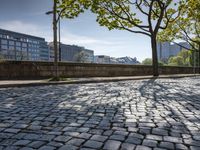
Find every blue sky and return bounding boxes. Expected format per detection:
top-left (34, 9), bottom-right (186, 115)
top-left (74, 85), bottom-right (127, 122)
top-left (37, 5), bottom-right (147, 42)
top-left (0, 0), bottom-right (152, 62)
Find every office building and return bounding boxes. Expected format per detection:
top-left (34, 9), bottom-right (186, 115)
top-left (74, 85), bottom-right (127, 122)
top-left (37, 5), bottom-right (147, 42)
top-left (0, 28), bottom-right (50, 61)
top-left (94, 55), bottom-right (111, 64)
top-left (49, 43), bottom-right (94, 63)
top-left (157, 41), bottom-right (190, 62)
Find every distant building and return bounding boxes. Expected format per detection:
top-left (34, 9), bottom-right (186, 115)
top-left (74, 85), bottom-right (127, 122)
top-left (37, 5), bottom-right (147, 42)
top-left (0, 28), bottom-right (49, 61)
top-left (157, 41), bottom-right (190, 62)
top-left (110, 56), bottom-right (140, 64)
top-left (94, 55), bottom-right (111, 64)
top-left (49, 43), bottom-right (94, 63)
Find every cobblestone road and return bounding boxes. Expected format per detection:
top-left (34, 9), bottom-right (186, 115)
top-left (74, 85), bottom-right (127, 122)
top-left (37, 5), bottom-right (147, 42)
top-left (0, 77), bottom-right (200, 150)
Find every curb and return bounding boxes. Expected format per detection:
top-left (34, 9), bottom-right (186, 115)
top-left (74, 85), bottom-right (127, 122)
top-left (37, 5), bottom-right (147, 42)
top-left (0, 74), bottom-right (199, 88)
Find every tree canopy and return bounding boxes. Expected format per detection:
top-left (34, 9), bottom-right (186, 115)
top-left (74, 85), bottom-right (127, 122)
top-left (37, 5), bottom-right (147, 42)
top-left (158, 0), bottom-right (200, 52)
top-left (168, 49), bottom-right (192, 66)
top-left (58, 0), bottom-right (186, 76)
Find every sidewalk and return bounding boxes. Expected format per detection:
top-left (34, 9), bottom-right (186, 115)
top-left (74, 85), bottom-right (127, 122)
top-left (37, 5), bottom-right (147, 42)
top-left (0, 74), bottom-right (199, 88)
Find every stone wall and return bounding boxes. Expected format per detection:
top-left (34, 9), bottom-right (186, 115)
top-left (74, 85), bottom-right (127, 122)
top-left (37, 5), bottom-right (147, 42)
top-left (0, 61), bottom-right (198, 79)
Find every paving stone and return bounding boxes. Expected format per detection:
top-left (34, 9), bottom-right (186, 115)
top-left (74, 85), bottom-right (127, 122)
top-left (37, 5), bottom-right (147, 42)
top-left (142, 139), bottom-right (158, 147)
top-left (146, 135), bottom-right (163, 141)
top-left (175, 144), bottom-right (188, 150)
top-left (54, 135), bottom-right (72, 142)
top-left (78, 133), bottom-right (92, 139)
top-left (47, 141), bottom-right (64, 147)
top-left (190, 146), bottom-right (200, 150)
top-left (67, 138), bottom-right (85, 146)
top-left (3, 146), bottom-right (19, 150)
top-left (80, 148), bottom-right (95, 150)
top-left (28, 141), bottom-right (46, 149)
top-left (125, 137), bottom-right (142, 145)
top-left (64, 132), bottom-right (80, 137)
top-left (120, 143), bottom-right (136, 150)
top-left (12, 124), bottom-right (28, 129)
top-left (163, 136), bottom-right (183, 143)
top-left (103, 140), bottom-right (121, 150)
top-left (90, 135), bottom-right (108, 142)
top-left (135, 145), bottom-right (152, 150)
top-left (152, 128), bottom-right (168, 136)
top-left (58, 145), bottom-right (78, 150)
top-left (23, 134), bottom-right (40, 140)
top-left (4, 128), bottom-right (21, 134)
top-left (83, 140), bottom-right (103, 149)
top-left (20, 147), bottom-right (34, 150)
top-left (103, 130), bottom-right (113, 136)
top-left (38, 145), bottom-right (56, 150)
top-left (109, 134), bottom-right (126, 141)
top-left (184, 139), bottom-right (200, 146)
top-left (39, 135), bottom-right (56, 141)
top-left (159, 142), bottom-right (174, 150)
top-left (13, 140), bottom-right (31, 146)
top-left (129, 132), bottom-right (144, 139)
top-left (0, 139), bottom-right (17, 146)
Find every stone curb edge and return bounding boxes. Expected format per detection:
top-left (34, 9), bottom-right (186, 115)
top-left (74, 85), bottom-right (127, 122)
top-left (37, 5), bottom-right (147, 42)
top-left (0, 74), bottom-right (199, 88)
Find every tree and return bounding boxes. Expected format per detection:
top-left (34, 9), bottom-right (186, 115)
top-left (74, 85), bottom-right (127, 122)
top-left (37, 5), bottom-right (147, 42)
top-left (158, 0), bottom-right (200, 71)
top-left (91, 0), bottom-right (186, 76)
top-left (167, 49), bottom-right (192, 66)
top-left (58, 0), bottom-right (185, 76)
top-left (74, 50), bottom-right (89, 63)
top-left (142, 58), bottom-right (152, 65)
top-left (142, 58), bottom-right (164, 66)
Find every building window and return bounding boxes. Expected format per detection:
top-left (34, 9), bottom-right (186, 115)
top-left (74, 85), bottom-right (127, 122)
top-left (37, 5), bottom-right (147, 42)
top-left (16, 46), bottom-right (21, 51)
top-left (2, 35), bottom-right (7, 39)
top-left (1, 45), bottom-right (8, 50)
top-left (16, 42), bottom-right (21, 47)
top-left (9, 46), bottom-right (15, 50)
top-left (22, 43), bottom-right (27, 47)
top-left (9, 41), bottom-right (14, 46)
top-left (22, 47), bottom-right (27, 51)
top-left (1, 39), bottom-right (7, 45)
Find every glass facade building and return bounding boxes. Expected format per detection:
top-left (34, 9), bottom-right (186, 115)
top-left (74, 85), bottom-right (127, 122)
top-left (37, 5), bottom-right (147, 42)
top-left (0, 28), bottom-right (50, 61)
top-left (49, 42), bottom-right (94, 63)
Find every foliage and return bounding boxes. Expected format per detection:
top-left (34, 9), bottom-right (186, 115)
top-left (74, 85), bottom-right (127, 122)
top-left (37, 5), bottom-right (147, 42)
top-left (167, 49), bottom-right (192, 66)
top-left (74, 50), bottom-right (89, 63)
top-left (57, 0), bottom-right (91, 19)
top-left (58, 0), bottom-right (186, 76)
top-left (142, 58), bottom-right (164, 66)
top-left (142, 58), bottom-right (152, 65)
top-left (158, 0), bottom-right (200, 52)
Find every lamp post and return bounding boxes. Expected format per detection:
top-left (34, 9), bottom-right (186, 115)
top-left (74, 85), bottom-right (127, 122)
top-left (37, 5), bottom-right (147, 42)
top-left (46, 0), bottom-right (62, 79)
top-left (53, 0), bottom-right (58, 79)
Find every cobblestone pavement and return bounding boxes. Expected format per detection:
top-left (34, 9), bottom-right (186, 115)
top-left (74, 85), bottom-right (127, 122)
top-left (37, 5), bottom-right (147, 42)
top-left (0, 77), bottom-right (200, 150)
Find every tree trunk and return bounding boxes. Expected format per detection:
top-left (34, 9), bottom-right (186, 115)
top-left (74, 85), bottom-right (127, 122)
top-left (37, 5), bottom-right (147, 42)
top-left (151, 35), bottom-right (159, 76)
top-left (53, 0), bottom-right (58, 79)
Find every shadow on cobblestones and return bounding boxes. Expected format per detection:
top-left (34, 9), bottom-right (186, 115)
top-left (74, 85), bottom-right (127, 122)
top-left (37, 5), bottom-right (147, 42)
top-left (0, 77), bottom-right (200, 149)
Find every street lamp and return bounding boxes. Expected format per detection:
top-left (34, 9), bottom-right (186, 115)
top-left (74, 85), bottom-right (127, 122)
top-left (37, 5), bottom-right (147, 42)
top-left (46, 0), bottom-right (62, 79)
top-left (46, 11), bottom-right (61, 62)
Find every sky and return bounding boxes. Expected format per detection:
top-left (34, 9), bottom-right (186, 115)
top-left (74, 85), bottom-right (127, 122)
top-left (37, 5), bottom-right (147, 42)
top-left (0, 0), bottom-right (152, 62)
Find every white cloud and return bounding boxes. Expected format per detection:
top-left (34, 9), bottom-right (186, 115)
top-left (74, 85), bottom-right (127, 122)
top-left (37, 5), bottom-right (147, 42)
top-left (0, 20), bottom-right (49, 38)
top-left (61, 33), bottom-right (113, 45)
top-left (0, 20), bottom-right (114, 46)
